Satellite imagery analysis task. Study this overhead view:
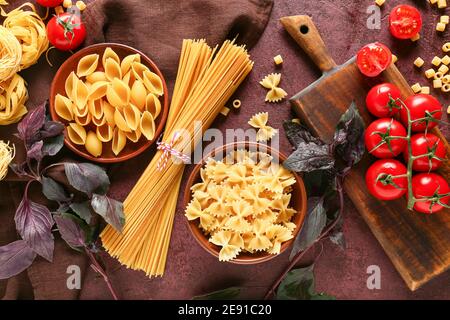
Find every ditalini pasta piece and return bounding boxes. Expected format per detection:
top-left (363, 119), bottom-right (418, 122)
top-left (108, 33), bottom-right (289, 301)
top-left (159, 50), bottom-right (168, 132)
top-left (432, 56), bottom-right (442, 66)
top-left (442, 55), bottom-right (450, 65)
top-left (85, 131), bottom-right (102, 157)
top-left (259, 73), bottom-right (287, 102)
top-left (106, 78), bottom-right (130, 108)
top-left (96, 123), bottom-right (113, 142)
top-left (54, 94), bottom-right (74, 121)
top-left (140, 111), bottom-right (156, 140)
top-left (421, 86), bottom-right (430, 94)
top-left (88, 81), bottom-right (108, 100)
top-left (411, 33), bottom-right (420, 42)
top-left (104, 57), bottom-right (122, 81)
top-left (86, 71), bottom-right (107, 83)
top-left (121, 53), bottom-right (141, 75)
top-left (425, 68), bottom-right (436, 78)
top-left (414, 57), bottom-right (424, 67)
top-left (130, 80), bottom-right (147, 110)
top-left (67, 123), bottom-right (86, 145)
top-left (443, 42), bottom-right (450, 52)
top-left (143, 70), bottom-right (164, 96)
top-left (102, 47), bottom-right (120, 68)
top-left (77, 53), bottom-right (99, 77)
top-left (411, 83), bottom-right (422, 93)
top-left (112, 127), bottom-right (127, 155)
top-left (113, 108), bottom-right (132, 132)
top-left (248, 112), bottom-right (278, 142)
top-left (123, 104), bottom-right (141, 131)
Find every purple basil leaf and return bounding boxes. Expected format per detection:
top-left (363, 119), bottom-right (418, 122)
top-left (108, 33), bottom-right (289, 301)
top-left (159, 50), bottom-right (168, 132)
top-left (283, 120), bottom-right (325, 147)
top-left (15, 196), bottom-right (54, 262)
top-left (39, 121), bottom-right (64, 139)
top-left (9, 162), bottom-right (27, 177)
top-left (64, 163), bottom-right (110, 196)
top-left (70, 201), bottom-right (92, 224)
top-left (283, 142), bottom-right (335, 173)
top-left (27, 140), bottom-right (44, 161)
top-left (0, 240), bottom-right (36, 280)
top-left (42, 176), bottom-right (70, 202)
top-left (17, 103), bottom-right (46, 144)
top-left (333, 102), bottom-right (365, 167)
top-left (54, 214), bottom-right (86, 250)
top-left (91, 194), bottom-right (125, 232)
top-left (42, 135), bottom-right (64, 156)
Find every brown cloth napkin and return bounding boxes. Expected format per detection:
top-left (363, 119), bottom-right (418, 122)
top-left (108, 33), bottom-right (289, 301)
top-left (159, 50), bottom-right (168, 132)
top-left (0, 0), bottom-right (273, 299)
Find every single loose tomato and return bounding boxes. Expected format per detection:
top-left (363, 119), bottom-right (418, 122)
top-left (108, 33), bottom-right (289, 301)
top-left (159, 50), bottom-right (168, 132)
top-left (389, 5), bottom-right (422, 39)
top-left (365, 118), bottom-right (407, 158)
top-left (366, 159), bottom-right (408, 200)
top-left (357, 42), bottom-right (392, 77)
top-left (411, 173), bottom-right (450, 214)
top-left (37, 0), bottom-right (63, 7)
top-left (405, 133), bottom-right (446, 172)
top-left (366, 83), bottom-right (402, 118)
top-left (400, 94), bottom-right (442, 132)
top-left (47, 13), bottom-right (86, 51)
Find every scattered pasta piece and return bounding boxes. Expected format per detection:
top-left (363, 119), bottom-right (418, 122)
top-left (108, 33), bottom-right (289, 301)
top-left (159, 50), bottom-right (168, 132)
top-left (411, 33), bottom-right (420, 42)
top-left (434, 79), bottom-right (443, 88)
top-left (411, 83), bottom-right (422, 93)
top-left (232, 99), bottom-right (241, 109)
top-left (259, 73), bottom-right (287, 103)
top-left (443, 75), bottom-right (450, 83)
top-left (438, 0), bottom-right (447, 9)
top-left (0, 141), bottom-right (14, 180)
top-left (273, 54), bottom-right (283, 65)
top-left (435, 71), bottom-right (444, 79)
top-left (0, 74), bottom-right (28, 125)
top-left (220, 106), bottom-right (230, 116)
top-left (441, 15), bottom-right (449, 24)
top-left (291, 118), bottom-right (300, 124)
top-left (375, 0), bottom-right (385, 6)
top-left (421, 86), bottom-right (430, 94)
top-left (442, 83), bottom-right (450, 92)
top-left (437, 22), bottom-right (446, 32)
top-left (391, 54), bottom-right (398, 63)
top-left (75, 1), bottom-right (86, 11)
top-left (442, 55), bottom-right (450, 65)
top-left (185, 149), bottom-right (297, 261)
top-left (414, 57), bottom-right (424, 67)
top-left (63, 0), bottom-right (72, 8)
top-left (425, 68), bottom-right (436, 78)
top-left (447, 105), bottom-right (450, 113)
top-left (430, 0), bottom-right (438, 4)
top-left (432, 56), bottom-right (442, 66)
top-left (443, 42), bottom-right (450, 52)
top-left (55, 5), bottom-right (64, 14)
top-left (248, 112), bottom-right (278, 142)
top-left (438, 64), bottom-right (449, 74)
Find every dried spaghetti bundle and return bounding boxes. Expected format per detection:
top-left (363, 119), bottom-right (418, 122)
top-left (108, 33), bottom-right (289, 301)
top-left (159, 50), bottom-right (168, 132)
top-left (2, 2), bottom-right (49, 69)
top-left (0, 140), bottom-right (14, 180)
top-left (0, 25), bottom-right (21, 82)
top-left (0, 73), bottom-right (28, 125)
top-left (101, 39), bottom-right (253, 277)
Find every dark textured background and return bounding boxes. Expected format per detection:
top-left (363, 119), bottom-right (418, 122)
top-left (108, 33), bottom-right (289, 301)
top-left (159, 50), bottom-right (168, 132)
top-left (1, 0), bottom-right (450, 299)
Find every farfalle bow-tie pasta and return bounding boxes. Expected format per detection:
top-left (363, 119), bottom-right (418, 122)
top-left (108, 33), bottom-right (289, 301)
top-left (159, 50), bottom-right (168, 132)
top-left (259, 73), bottom-right (287, 102)
top-left (55, 47), bottom-right (164, 157)
top-left (185, 149), bottom-right (297, 262)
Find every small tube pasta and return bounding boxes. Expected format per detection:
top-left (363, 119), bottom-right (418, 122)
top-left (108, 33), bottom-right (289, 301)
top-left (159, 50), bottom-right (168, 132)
top-left (106, 78), bottom-right (130, 108)
top-left (85, 131), bottom-right (102, 157)
top-left (145, 93), bottom-right (161, 118)
top-left (442, 55), bottom-right (450, 65)
top-left (425, 68), bottom-right (436, 78)
top-left (112, 127), bottom-right (127, 156)
top-left (421, 86), bottom-right (430, 94)
top-left (432, 56), bottom-right (442, 66)
top-left (67, 123), bottom-right (86, 145)
top-left (77, 54), bottom-right (99, 77)
top-left (143, 70), bottom-right (164, 96)
top-left (88, 81), bottom-right (108, 100)
top-left (434, 79), bottom-right (443, 88)
top-left (104, 57), bottom-right (122, 81)
top-left (411, 83), bottom-right (421, 93)
top-left (102, 47), bottom-right (120, 67)
top-left (414, 57), bottom-right (424, 67)
top-left (438, 64), bottom-right (449, 74)
top-left (96, 123), bottom-right (113, 142)
top-left (435, 71), bottom-right (444, 79)
top-left (140, 111), bottom-right (156, 140)
top-left (54, 94), bottom-right (74, 121)
top-left (130, 80), bottom-right (147, 110)
top-left (443, 43), bottom-right (450, 53)
top-left (86, 71), bottom-right (107, 83)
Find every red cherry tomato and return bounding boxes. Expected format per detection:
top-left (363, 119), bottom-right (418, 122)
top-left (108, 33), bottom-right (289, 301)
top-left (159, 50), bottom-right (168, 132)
top-left (389, 5), bottom-right (422, 40)
top-left (400, 94), bottom-right (442, 132)
top-left (366, 159), bottom-right (408, 200)
top-left (47, 13), bottom-right (86, 51)
top-left (365, 118), bottom-right (407, 158)
top-left (411, 173), bottom-right (450, 214)
top-left (366, 83), bottom-right (402, 118)
top-left (405, 133), bottom-right (447, 172)
top-left (36, 0), bottom-right (63, 7)
top-left (356, 42), bottom-right (392, 77)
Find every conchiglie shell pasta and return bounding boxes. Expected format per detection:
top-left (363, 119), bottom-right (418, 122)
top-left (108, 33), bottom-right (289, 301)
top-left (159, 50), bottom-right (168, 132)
top-left (145, 93), bottom-right (161, 118)
top-left (74, 112), bottom-right (91, 126)
top-left (54, 94), bottom-right (74, 121)
top-left (86, 71), bottom-right (107, 84)
top-left (130, 80), bottom-right (147, 110)
top-left (140, 110), bottom-right (155, 140)
top-left (114, 108), bottom-right (131, 132)
top-left (96, 123), bottom-right (113, 142)
top-left (121, 53), bottom-right (141, 75)
top-left (102, 100), bottom-right (116, 127)
top-left (88, 81), bottom-right (108, 100)
top-left (92, 115), bottom-right (106, 127)
top-left (73, 103), bottom-right (89, 117)
top-left (102, 47), bottom-right (120, 67)
top-left (125, 127), bottom-right (142, 142)
top-left (73, 79), bottom-right (89, 109)
top-left (131, 61), bottom-right (149, 81)
top-left (122, 70), bottom-right (135, 87)
top-left (123, 103), bottom-right (141, 131)
top-left (85, 131), bottom-right (102, 157)
top-left (88, 99), bottom-right (103, 119)
top-left (77, 53), bottom-right (99, 77)
top-left (112, 127), bottom-right (127, 156)
top-left (104, 57), bottom-right (122, 81)
top-left (143, 70), bottom-right (164, 96)
top-left (67, 123), bottom-right (86, 145)
top-left (106, 78), bottom-right (130, 108)
top-left (65, 71), bottom-right (78, 101)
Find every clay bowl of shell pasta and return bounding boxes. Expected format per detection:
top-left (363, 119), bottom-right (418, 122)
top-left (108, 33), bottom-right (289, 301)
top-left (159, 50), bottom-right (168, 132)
top-left (184, 142), bottom-right (308, 264)
top-left (50, 43), bottom-right (169, 163)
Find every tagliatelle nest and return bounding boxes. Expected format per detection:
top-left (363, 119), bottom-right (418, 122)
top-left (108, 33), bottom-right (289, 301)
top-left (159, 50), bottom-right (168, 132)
top-left (0, 73), bottom-right (28, 124)
top-left (0, 140), bottom-right (15, 180)
top-left (0, 25), bottom-right (22, 82)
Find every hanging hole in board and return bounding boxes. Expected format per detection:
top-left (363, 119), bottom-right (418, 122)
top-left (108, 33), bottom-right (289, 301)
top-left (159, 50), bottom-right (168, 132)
top-left (300, 25), bottom-right (309, 34)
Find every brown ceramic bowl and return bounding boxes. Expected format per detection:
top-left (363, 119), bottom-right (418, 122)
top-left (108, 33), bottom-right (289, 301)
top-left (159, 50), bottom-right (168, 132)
top-left (184, 142), bottom-right (308, 264)
top-left (49, 43), bottom-right (169, 163)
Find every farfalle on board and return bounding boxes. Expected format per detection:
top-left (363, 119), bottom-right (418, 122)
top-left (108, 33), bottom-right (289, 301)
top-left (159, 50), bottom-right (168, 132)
top-left (248, 112), bottom-right (278, 142)
top-left (259, 73), bottom-right (288, 102)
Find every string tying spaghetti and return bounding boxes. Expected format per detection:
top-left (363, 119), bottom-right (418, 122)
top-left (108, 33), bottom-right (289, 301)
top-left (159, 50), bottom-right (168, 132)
top-left (156, 131), bottom-right (190, 170)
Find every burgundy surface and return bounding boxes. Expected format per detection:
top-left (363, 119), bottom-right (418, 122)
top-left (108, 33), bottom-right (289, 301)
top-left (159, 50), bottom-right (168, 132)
top-left (1, 0), bottom-right (450, 299)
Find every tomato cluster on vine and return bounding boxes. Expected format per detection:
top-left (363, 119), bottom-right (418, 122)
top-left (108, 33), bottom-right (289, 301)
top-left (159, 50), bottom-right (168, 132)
top-left (364, 83), bottom-right (449, 214)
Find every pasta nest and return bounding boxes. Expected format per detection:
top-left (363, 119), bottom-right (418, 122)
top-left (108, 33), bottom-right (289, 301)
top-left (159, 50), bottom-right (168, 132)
top-left (0, 140), bottom-right (14, 181)
top-left (0, 25), bottom-right (22, 82)
top-left (0, 73), bottom-right (28, 125)
top-left (2, 3), bottom-right (49, 70)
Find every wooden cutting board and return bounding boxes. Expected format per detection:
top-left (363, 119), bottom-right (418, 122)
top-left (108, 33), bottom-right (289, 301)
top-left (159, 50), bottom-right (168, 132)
top-left (281, 15), bottom-right (450, 291)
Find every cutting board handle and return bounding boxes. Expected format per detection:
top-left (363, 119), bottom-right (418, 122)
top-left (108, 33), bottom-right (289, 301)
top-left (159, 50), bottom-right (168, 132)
top-left (280, 15), bottom-right (337, 73)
